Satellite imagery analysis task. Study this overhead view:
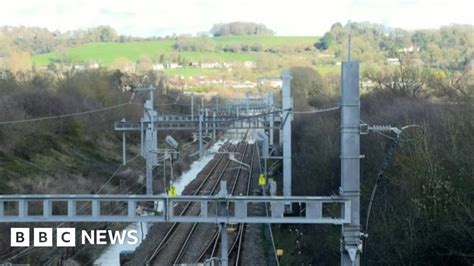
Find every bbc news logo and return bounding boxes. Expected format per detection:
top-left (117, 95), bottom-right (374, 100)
top-left (11, 228), bottom-right (139, 247)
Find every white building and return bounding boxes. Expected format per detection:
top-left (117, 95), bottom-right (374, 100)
top-left (387, 58), bottom-right (400, 65)
top-left (89, 63), bottom-right (100, 69)
top-left (398, 45), bottom-right (420, 53)
top-left (166, 63), bottom-right (180, 69)
top-left (257, 78), bottom-right (282, 88)
top-left (200, 62), bottom-right (221, 68)
top-left (243, 61), bottom-right (256, 69)
top-left (153, 64), bottom-right (165, 71)
top-left (232, 81), bottom-right (257, 89)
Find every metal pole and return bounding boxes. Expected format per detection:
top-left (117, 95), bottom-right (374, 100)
top-left (205, 108), bottom-right (209, 135)
top-left (199, 108), bottom-right (203, 159)
top-left (246, 95), bottom-right (250, 113)
top-left (220, 223), bottom-right (228, 266)
top-left (150, 88), bottom-right (154, 110)
top-left (281, 70), bottom-right (293, 208)
top-left (191, 93), bottom-right (194, 120)
top-left (340, 61), bottom-right (361, 266)
top-left (143, 86), bottom-right (157, 195)
top-left (348, 21), bottom-right (352, 61)
top-left (213, 110), bottom-right (216, 141)
top-left (268, 92), bottom-right (274, 148)
top-left (218, 181), bottom-right (228, 266)
top-left (140, 119), bottom-right (144, 157)
top-left (122, 130), bottom-right (126, 166)
top-left (145, 123), bottom-right (153, 195)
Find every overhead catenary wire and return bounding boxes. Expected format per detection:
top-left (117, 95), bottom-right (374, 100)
top-left (0, 102), bottom-right (132, 126)
top-left (293, 106), bottom-right (340, 114)
top-left (362, 123), bottom-right (424, 265)
top-left (362, 134), bottom-right (400, 266)
top-left (206, 106), bottom-right (340, 125)
top-left (0, 96), bottom-right (191, 126)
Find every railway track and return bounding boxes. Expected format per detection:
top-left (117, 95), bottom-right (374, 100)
top-left (146, 138), bottom-right (252, 265)
top-left (228, 144), bottom-right (257, 266)
top-left (192, 143), bottom-right (257, 266)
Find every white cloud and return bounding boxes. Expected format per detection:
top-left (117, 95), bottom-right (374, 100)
top-left (0, 0), bottom-right (472, 36)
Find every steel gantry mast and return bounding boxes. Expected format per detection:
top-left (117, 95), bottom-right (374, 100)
top-left (281, 70), bottom-right (293, 210)
top-left (340, 61), bottom-right (362, 265)
top-left (115, 77), bottom-right (293, 196)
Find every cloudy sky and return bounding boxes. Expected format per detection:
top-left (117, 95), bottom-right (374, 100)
top-left (0, 0), bottom-right (472, 36)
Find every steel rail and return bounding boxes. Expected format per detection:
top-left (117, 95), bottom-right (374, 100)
top-left (145, 142), bottom-right (234, 265)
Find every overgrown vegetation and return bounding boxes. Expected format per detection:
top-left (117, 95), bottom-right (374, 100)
top-left (0, 69), bottom-right (198, 264)
top-left (271, 64), bottom-right (473, 265)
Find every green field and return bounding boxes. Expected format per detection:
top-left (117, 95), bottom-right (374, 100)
top-left (211, 35), bottom-right (316, 50)
top-left (32, 36), bottom-right (317, 66)
top-left (33, 40), bottom-right (175, 65)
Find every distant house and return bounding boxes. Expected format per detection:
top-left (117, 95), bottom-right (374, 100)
top-left (361, 79), bottom-right (376, 90)
top-left (200, 62), bottom-right (221, 69)
top-left (387, 58), bottom-right (400, 65)
top-left (153, 64), bottom-right (165, 71)
top-left (257, 77), bottom-right (282, 88)
top-left (398, 45), bottom-right (420, 53)
top-left (73, 65), bottom-right (86, 71)
top-left (122, 63), bottom-right (136, 73)
top-left (89, 63), bottom-right (99, 69)
top-left (243, 61), bottom-right (256, 69)
top-left (232, 81), bottom-right (257, 89)
top-left (222, 62), bottom-right (233, 69)
top-left (165, 63), bottom-right (180, 69)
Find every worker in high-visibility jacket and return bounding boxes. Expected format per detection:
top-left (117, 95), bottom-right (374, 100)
top-left (168, 183), bottom-right (177, 197)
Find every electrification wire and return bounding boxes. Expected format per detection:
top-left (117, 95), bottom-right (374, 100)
top-left (95, 154), bottom-right (140, 194)
top-left (362, 123), bottom-right (424, 265)
top-left (362, 134), bottom-right (400, 266)
top-left (293, 106), bottom-right (340, 114)
top-left (209, 106), bottom-right (338, 127)
top-left (378, 125), bottom-right (425, 142)
top-left (0, 102), bottom-right (132, 126)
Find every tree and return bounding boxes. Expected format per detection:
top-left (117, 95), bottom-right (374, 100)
top-left (364, 55), bottom-right (428, 97)
top-left (7, 50), bottom-right (32, 74)
top-left (135, 56), bottom-right (153, 73)
top-left (411, 31), bottom-right (430, 49)
top-left (428, 66), bottom-right (474, 103)
top-left (289, 67), bottom-right (323, 111)
top-left (314, 32), bottom-right (334, 51)
top-left (425, 43), bottom-right (442, 66)
top-left (210, 22), bottom-right (274, 36)
top-left (111, 57), bottom-right (134, 72)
